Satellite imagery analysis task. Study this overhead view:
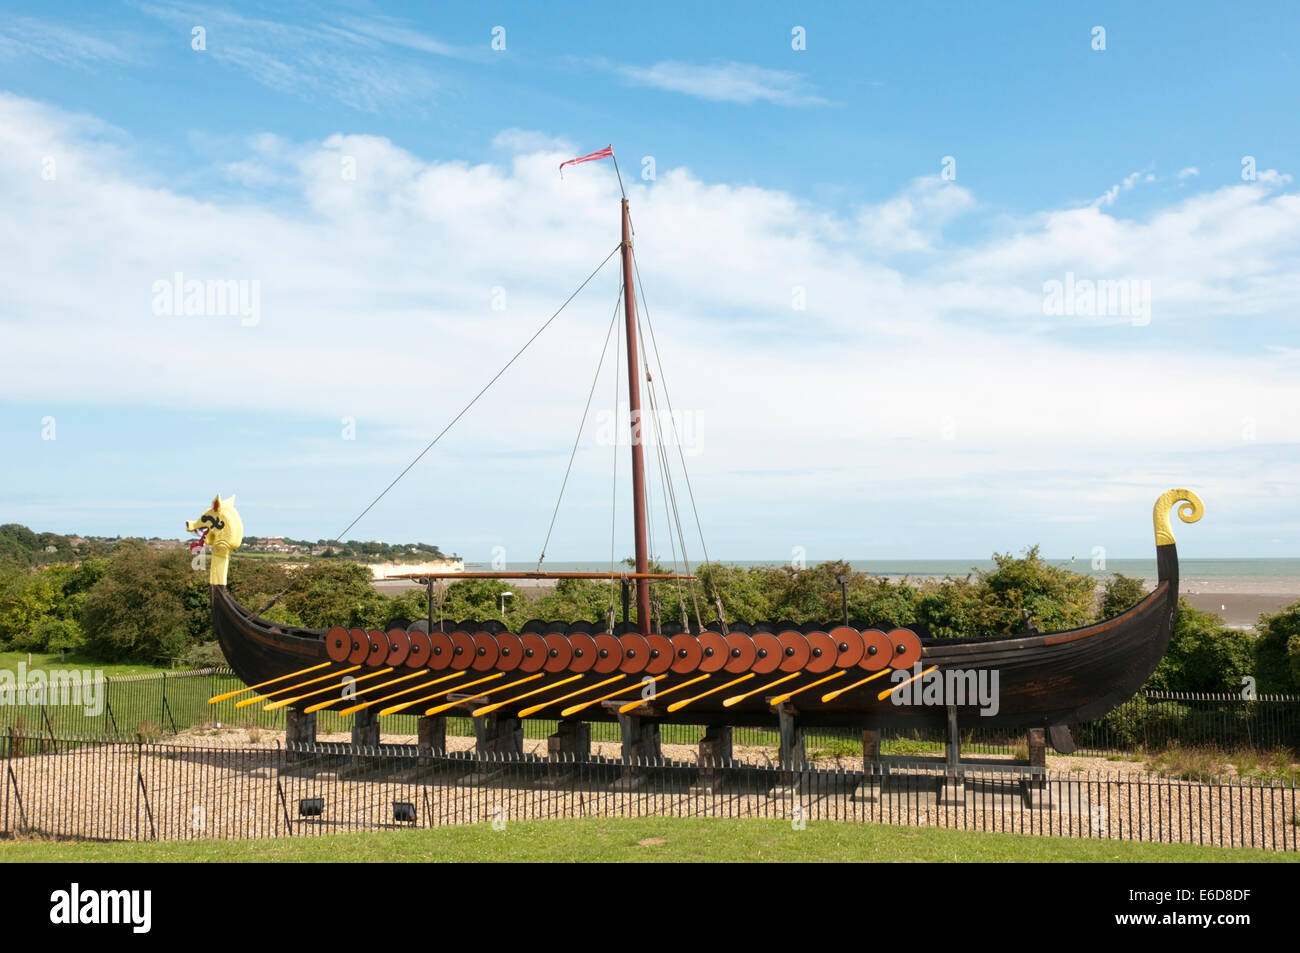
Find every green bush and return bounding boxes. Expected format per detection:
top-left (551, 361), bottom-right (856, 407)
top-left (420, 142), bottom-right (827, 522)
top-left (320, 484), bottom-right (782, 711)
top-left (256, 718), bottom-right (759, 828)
top-left (1255, 602), bottom-right (1300, 694)
top-left (1100, 573), bottom-right (1146, 618)
top-left (1146, 601), bottom-right (1255, 694)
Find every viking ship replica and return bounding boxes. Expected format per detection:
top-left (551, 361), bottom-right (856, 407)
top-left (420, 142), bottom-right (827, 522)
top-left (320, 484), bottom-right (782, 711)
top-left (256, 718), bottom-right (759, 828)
top-left (197, 147), bottom-right (1204, 752)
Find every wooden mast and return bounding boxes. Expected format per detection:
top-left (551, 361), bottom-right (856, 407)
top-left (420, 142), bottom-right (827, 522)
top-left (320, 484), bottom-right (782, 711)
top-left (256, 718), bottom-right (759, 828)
top-left (620, 197), bottom-right (652, 636)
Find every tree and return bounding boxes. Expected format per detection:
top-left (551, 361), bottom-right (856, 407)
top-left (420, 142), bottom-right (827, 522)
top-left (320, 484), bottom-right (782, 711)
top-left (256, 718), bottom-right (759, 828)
top-left (1100, 573), bottom-right (1146, 619)
top-left (1254, 602), bottom-right (1300, 694)
top-left (0, 564), bottom-right (62, 648)
top-left (80, 544), bottom-right (208, 662)
top-left (1146, 601), bottom-right (1255, 693)
top-left (975, 546), bottom-right (1096, 634)
top-left (279, 560), bottom-right (389, 629)
top-left (26, 617), bottom-right (85, 655)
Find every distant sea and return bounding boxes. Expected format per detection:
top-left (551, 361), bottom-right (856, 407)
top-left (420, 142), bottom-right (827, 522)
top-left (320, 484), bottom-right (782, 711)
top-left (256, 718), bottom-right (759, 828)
top-left (498, 558), bottom-right (1300, 595)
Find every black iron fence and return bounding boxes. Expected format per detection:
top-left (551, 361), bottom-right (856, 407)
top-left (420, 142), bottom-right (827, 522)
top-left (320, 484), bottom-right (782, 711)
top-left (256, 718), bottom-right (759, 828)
top-left (1, 668), bottom-right (1296, 757)
top-left (1, 733), bottom-right (1295, 851)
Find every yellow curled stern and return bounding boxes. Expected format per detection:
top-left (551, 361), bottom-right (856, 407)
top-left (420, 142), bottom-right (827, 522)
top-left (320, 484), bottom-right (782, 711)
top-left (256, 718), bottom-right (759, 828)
top-left (1152, 488), bottom-right (1204, 547)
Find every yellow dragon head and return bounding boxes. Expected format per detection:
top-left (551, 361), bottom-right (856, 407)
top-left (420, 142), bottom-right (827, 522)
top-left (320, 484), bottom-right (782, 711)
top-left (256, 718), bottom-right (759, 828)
top-left (186, 494), bottom-right (244, 586)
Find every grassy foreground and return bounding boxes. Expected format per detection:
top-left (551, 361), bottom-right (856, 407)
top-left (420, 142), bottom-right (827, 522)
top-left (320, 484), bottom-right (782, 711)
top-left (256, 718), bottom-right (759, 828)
top-left (2, 818), bottom-right (1294, 863)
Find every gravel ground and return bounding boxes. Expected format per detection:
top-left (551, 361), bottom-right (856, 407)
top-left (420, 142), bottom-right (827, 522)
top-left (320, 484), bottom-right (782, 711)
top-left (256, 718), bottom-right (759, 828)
top-left (2, 728), bottom-right (1296, 851)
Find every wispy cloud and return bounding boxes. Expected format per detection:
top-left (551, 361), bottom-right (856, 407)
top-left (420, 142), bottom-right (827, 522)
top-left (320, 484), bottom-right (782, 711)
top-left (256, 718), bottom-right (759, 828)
top-left (1093, 168), bottom-right (1156, 208)
top-left (1177, 167), bottom-right (1199, 179)
top-left (133, 3), bottom-right (466, 112)
top-left (0, 15), bottom-right (133, 68)
top-left (611, 59), bottom-right (826, 106)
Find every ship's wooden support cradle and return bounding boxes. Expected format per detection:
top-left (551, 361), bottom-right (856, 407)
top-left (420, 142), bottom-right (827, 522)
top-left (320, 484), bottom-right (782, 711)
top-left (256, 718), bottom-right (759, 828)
top-left (352, 708), bottom-right (380, 748)
top-left (773, 703), bottom-right (806, 795)
top-left (547, 719), bottom-right (591, 759)
top-left (418, 714), bottom-right (446, 754)
top-left (612, 713), bottom-right (661, 789)
top-left (285, 708), bottom-right (316, 762)
top-left (541, 719), bottom-right (591, 786)
top-left (691, 725), bottom-right (732, 793)
top-left (475, 712), bottom-right (523, 758)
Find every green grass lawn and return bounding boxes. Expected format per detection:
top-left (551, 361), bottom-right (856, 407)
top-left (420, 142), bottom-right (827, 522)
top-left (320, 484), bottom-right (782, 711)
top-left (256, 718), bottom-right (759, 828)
top-left (2, 817), bottom-right (1293, 863)
top-left (0, 651), bottom-right (169, 677)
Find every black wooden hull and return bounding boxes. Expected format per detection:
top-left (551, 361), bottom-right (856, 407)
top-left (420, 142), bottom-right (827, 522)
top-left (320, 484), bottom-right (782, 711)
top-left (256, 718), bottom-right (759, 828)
top-left (210, 544), bottom-right (1182, 732)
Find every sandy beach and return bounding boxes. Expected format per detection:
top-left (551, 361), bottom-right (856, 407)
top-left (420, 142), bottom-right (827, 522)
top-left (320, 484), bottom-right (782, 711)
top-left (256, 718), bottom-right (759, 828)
top-left (1182, 593), bottom-right (1294, 628)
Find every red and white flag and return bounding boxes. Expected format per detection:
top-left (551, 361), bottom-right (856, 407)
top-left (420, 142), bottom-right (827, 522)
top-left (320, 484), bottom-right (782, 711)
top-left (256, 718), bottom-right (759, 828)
top-left (559, 145), bottom-right (614, 177)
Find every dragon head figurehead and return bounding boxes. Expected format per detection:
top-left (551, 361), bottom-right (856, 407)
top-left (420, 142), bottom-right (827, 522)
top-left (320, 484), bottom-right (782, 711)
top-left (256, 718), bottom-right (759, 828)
top-left (186, 493), bottom-right (244, 586)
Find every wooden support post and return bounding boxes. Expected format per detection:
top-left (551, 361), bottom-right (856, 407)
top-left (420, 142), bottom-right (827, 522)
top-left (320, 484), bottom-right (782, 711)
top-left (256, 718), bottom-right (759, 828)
top-left (285, 708), bottom-right (316, 762)
top-left (945, 704), bottom-right (960, 770)
top-left (777, 704), bottom-right (805, 772)
top-left (547, 719), bottom-right (591, 760)
top-left (417, 714), bottom-right (446, 754)
top-left (1023, 726), bottom-right (1053, 808)
top-left (852, 727), bottom-right (884, 802)
top-left (692, 724), bottom-right (732, 793)
top-left (1027, 727), bottom-right (1047, 769)
top-left (474, 712), bottom-right (523, 758)
top-left (611, 714), bottom-right (660, 789)
top-left (861, 728), bottom-right (881, 765)
top-left (618, 714), bottom-right (661, 763)
top-left (939, 704), bottom-right (964, 806)
top-left (351, 708), bottom-right (379, 749)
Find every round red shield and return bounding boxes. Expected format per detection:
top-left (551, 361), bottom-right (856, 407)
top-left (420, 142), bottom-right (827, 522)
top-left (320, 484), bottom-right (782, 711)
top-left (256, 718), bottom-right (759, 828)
top-left (776, 630), bottom-right (811, 673)
top-left (567, 632), bottom-right (598, 673)
top-left (750, 631), bottom-right (782, 674)
top-left (471, 631), bottom-right (500, 671)
top-left (494, 631), bottom-right (523, 672)
top-left (859, 629), bottom-right (893, 671)
top-left (592, 633), bottom-right (624, 674)
top-left (326, 626), bottom-right (351, 663)
top-left (888, 628), bottom-right (923, 670)
top-left (723, 631), bottom-right (757, 673)
top-left (617, 632), bottom-right (650, 674)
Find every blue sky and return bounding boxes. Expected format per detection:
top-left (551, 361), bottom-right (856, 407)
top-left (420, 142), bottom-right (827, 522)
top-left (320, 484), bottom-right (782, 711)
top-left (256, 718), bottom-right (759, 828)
top-left (0, 1), bottom-right (1297, 563)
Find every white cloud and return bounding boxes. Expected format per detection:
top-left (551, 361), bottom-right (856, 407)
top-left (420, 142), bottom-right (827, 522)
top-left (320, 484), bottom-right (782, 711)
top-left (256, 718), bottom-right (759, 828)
top-left (1093, 167), bottom-right (1155, 207)
top-left (856, 176), bottom-right (976, 252)
top-left (1, 98), bottom-right (1297, 553)
top-left (1177, 167), bottom-right (1199, 179)
top-left (612, 60), bottom-right (825, 106)
top-left (492, 129), bottom-right (576, 155)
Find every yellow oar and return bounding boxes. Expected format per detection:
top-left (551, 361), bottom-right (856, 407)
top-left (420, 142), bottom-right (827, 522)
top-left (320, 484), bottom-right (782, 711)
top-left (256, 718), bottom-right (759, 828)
top-left (476, 674), bottom-right (585, 717)
top-left (263, 667), bottom-right (393, 711)
top-left (358, 672), bottom-right (469, 716)
top-left (876, 665), bottom-right (937, 702)
top-left (768, 670), bottom-right (846, 707)
top-left (821, 667), bottom-right (892, 703)
top-left (722, 671), bottom-right (799, 708)
top-left (617, 674), bottom-right (709, 715)
top-left (330, 670), bottom-right (436, 712)
top-left (666, 672), bottom-right (755, 713)
top-left (236, 666), bottom-right (359, 708)
top-left (380, 672), bottom-right (503, 716)
top-left (305, 670), bottom-right (428, 712)
top-left (561, 675), bottom-right (666, 718)
top-left (207, 662), bottom-right (332, 703)
top-left (427, 673), bottom-right (544, 716)
top-left (517, 675), bottom-right (623, 718)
